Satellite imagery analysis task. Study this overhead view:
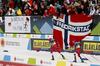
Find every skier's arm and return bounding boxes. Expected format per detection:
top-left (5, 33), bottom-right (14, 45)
top-left (79, 43), bottom-right (82, 49)
top-left (57, 41), bottom-right (60, 47)
top-left (79, 43), bottom-right (82, 46)
top-left (72, 42), bottom-right (76, 50)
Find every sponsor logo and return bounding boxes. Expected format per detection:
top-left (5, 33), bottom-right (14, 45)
top-left (0, 38), bottom-right (5, 47)
top-left (40, 60), bottom-right (43, 64)
top-left (83, 42), bottom-right (100, 52)
top-left (14, 57), bottom-right (24, 61)
top-left (6, 41), bottom-right (20, 46)
top-left (19, 35), bottom-right (20, 37)
top-left (32, 35), bottom-right (34, 37)
top-left (33, 40), bottom-right (51, 48)
top-left (14, 57), bottom-right (16, 61)
top-left (67, 46), bottom-right (75, 50)
top-left (40, 60), bottom-right (51, 65)
top-left (70, 63), bottom-right (73, 66)
top-left (32, 18), bottom-right (38, 21)
top-left (47, 36), bottom-right (49, 37)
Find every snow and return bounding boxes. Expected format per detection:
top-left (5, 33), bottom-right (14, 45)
top-left (0, 48), bottom-right (100, 65)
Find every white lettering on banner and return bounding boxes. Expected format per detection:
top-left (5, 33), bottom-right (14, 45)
top-left (6, 41), bottom-right (20, 46)
top-left (55, 20), bottom-right (90, 32)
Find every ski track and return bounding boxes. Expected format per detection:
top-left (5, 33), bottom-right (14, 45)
top-left (0, 49), bottom-right (100, 65)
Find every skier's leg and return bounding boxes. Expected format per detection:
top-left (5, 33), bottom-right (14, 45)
top-left (56, 47), bottom-right (65, 59)
top-left (59, 52), bottom-right (65, 59)
top-left (77, 49), bottom-right (84, 63)
top-left (51, 46), bottom-right (55, 60)
top-left (73, 52), bottom-right (77, 62)
top-left (51, 53), bottom-right (54, 60)
top-left (79, 56), bottom-right (84, 63)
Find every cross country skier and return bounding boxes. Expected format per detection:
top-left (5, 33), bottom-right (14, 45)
top-left (49, 38), bottom-right (65, 60)
top-left (72, 41), bottom-right (84, 63)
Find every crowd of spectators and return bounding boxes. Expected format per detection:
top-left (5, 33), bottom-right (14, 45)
top-left (0, 0), bottom-right (100, 18)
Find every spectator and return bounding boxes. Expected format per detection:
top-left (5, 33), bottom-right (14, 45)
top-left (24, 1), bottom-right (31, 10)
top-left (50, 0), bottom-right (54, 5)
top-left (97, 2), bottom-right (100, 8)
top-left (9, 0), bottom-right (15, 9)
top-left (41, 0), bottom-right (47, 7)
top-left (54, 2), bottom-right (61, 8)
top-left (82, 0), bottom-right (89, 15)
top-left (74, 1), bottom-right (82, 14)
top-left (0, 0), bottom-right (100, 17)
top-left (2, 9), bottom-right (7, 16)
top-left (81, 5), bottom-right (85, 15)
top-left (96, 7), bottom-right (100, 15)
top-left (57, 6), bottom-right (67, 18)
top-left (25, 7), bottom-right (32, 15)
top-left (70, 0), bottom-right (75, 8)
top-left (16, 0), bottom-right (21, 7)
top-left (33, 5), bottom-right (39, 15)
top-left (59, 0), bottom-right (64, 5)
top-left (0, 9), bottom-right (3, 16)
top-left (54, 6), bottom-right (58, 14)
top-left (22, 1), bottom-right (26, 14)
top-left (16, 7), bottom-right (22, 16)
top-left (90, 0), bottom-right (97, 6)
top-left (46, 0), bottom-right (51, 6)
top-left (29, 0), bottom-right (33, 7)
top-left (32, 2), bottom-right (38, 10)
top-left (88, 5), bottom-right (96, 17)
top-left (47, 6), bottom-right (55, 15)
top-left (6, 8), bottom-right (15, 16)
top-left (39, 4), bottom-right (45, 18)
top-left (76, 0), bottom-right (82, 6)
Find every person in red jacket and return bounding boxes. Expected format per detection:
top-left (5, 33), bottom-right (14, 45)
top-left (29, 0), bottom-right (33, 7)
top-left (72, 41), bottom-right (84, 63)
top-left (49, 38), bottom-right (65, 60)
top-left (47, 6), bottom-right (55, 15)
top-left (25, 8), bottom-right (32, 15)
top-left (9, 1), bottom-right (15, 9)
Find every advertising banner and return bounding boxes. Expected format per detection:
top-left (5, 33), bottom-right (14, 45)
top-left (91, 15), bottom-right (100, 35)
top-left (31, 39), bottom-right (51, 50)
top-left (81, 41), bottom-right (100, 55)
top-left (0, 37), bottom-right (30, 50)
top-left (31, 16), bottom-right (53, 34)
top-left (64, 46), bottom-right (75, 52)
top-left (0, 61), bottom-right (36, 66)
top-left (53, 13), bottom-right (93, 50)
top-left (0, 25), bottom-right (4, 33)
top-left (5, 16), bottom-right (31, 33)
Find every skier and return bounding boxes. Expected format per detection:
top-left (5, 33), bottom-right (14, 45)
top-left (49, 38), bottom-right (65, 60)
top-left (72, 41), bottom-right (84, 63)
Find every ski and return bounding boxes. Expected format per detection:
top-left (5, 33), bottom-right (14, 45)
top-left (58, 57), bottom-right (69, 60)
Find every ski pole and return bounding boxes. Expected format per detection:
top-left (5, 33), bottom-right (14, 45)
top-left (91, 55), bottom-right (100, 61)
top-left (81, 54), bottom-right (92, 63)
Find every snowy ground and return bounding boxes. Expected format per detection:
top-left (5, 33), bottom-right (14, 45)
top-left (0, 48), bottom-right (100, 66)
